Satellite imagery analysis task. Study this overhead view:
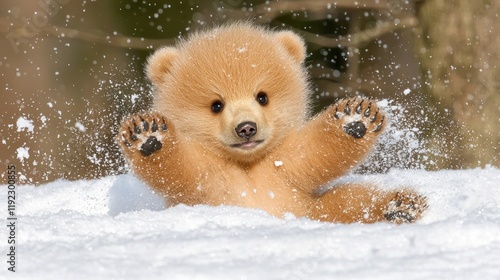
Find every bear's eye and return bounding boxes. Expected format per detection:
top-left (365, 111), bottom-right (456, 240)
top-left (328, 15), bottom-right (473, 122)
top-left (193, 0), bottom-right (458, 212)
top-left (256, 91), bottom-right (268, 106)
top-left (211, 100), bottom-right (224, 113)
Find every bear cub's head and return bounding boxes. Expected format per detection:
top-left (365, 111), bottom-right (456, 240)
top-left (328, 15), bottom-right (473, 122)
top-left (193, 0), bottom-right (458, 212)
top-left (146, 23), bottom-right (311, 164)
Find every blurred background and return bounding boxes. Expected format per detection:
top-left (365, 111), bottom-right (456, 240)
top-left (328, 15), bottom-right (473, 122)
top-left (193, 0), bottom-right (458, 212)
top-left (1, 0), bottom-right (498, 184)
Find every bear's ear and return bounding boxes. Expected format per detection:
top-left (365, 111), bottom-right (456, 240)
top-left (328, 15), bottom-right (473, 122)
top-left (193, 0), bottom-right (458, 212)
top-left (274, 30), bottom-right (306, 64)
top-left (146, 47), bottom-right (179, 85)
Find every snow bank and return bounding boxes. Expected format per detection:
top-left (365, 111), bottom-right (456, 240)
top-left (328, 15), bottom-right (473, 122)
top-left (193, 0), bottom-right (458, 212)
top-left (1, 168), bottom-right (500, 279)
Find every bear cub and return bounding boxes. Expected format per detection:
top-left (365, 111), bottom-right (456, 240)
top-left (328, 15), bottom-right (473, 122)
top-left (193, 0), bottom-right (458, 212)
top-left (118, 23), bottom-right (427, 224)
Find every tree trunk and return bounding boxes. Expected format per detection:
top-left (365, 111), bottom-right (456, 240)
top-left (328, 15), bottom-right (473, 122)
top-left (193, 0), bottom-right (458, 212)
top-left (415, 0), bottom-right (500, 168)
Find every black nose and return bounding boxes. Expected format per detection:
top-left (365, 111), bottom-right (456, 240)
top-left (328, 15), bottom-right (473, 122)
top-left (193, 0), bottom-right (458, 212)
top-left (235, 121), bottom-right (257, 139)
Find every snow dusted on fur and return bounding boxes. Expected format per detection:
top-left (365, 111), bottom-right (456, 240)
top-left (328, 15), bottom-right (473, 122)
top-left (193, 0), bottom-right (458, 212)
top-left (1, 168), bottom-right (499, 279)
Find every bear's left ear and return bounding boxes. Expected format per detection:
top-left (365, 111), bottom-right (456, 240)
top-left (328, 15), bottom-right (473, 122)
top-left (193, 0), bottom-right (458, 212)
top-left (146, 46), bottom-right (179, 85)
top-left (274, 31), bottom-right (306, 64)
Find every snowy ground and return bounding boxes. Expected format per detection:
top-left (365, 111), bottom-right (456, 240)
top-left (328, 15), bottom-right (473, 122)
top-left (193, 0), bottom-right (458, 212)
top-left (1, 168), bottom-right (500, 280)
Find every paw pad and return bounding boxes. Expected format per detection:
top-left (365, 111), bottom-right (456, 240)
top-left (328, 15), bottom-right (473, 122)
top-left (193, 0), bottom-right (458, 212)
top-left (140, 136), bottom-right (162, 156)
top-left (343, 121), bottom-right (366, 138)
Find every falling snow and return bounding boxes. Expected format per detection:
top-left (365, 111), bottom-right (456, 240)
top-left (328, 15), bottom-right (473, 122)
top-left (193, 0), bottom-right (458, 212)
top-left (16, 117), bottom-right (34, 133)
top-left (16, 146), bottom-right (30, 162)
top-left (75, 121), bottom-right (87, 132)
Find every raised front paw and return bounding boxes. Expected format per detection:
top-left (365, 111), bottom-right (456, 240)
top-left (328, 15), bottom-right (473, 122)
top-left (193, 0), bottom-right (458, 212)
top-left (332, 97), bottom-right (385, 138)
top-left (119, 112), bottom-right (168, 157)
top-left (384, 190), bottom-right (428, 224)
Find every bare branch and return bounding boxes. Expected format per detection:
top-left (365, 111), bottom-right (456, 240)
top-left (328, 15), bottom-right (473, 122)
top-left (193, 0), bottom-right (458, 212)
top-left (295, 16), bottom-right (419, 48)
top-left (1, 0), bottom-right (414, 51)
top-left (43, 25), bottom-right (175, 50)
top-left (1, 17), bottom-right (175, 50)
top-left (225, 0), bottom-right (390, 23)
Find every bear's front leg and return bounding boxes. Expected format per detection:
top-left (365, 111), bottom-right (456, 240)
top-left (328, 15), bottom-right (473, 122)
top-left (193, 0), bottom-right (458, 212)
top-left (118, 112), bottom-right (191, 199)
top-left (276, 97), bottom-right (386, 190)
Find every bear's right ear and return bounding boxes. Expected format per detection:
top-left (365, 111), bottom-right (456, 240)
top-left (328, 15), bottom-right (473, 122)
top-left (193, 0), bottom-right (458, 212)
top-left (274, 30), bottom-right (306, 64)
top-left (146, 47), bottom-right (179, 85)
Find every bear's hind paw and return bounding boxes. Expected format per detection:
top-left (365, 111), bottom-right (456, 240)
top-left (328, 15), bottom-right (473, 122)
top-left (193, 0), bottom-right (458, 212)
top-left (384, 191), bottom-right (428, 224)
top-left (120, 112), bottom-right (168, 157)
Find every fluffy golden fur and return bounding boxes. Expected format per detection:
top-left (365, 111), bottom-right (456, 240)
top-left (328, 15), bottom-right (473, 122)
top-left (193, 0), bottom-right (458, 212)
top-left (118, 23), bottom-right (427, 224)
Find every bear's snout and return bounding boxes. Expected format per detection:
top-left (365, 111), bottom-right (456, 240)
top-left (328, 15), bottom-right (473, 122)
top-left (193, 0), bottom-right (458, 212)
top-left (235, 121), bottom-right (257, 139)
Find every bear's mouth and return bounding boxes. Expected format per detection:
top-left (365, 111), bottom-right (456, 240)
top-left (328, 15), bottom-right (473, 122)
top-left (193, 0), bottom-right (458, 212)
top-left (230, 140), bottom-right (264, 150)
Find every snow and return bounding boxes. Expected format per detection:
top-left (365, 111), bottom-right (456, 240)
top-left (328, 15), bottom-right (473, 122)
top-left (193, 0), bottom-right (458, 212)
top-left (16, 117), bottom-right (34, 133)
top-left (74, 121), bottom-right (87, 132)
top-left (15, 147), bottom-right (30, 162)
top-left (1, 168), bottom-right (500, 279)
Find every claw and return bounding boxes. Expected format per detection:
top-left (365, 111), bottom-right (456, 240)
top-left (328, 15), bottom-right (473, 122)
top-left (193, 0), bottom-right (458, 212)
top-left (355, 100), bottom-right (364, 114)
top-left (370, 109), bottom-right (379, 123)
top-left (127, 127), bottom-right (138, 141)
top-left (364, 102), bottom-right (372, 117)
top-left (395, 199), bottom-right (402, 207)
top-left (141, 116), bottom-right (149, 131)
top-left (419, 196), bottom-right (429, 210)
top-left (333, 105), bottom-right (341, 119)
top-left (133, 122), bottom-right (141, 134)
top-left (373, 116), bottom-right (385, 132)
top-left (344, 100), bottom-right (351, 115)
top-left (151, 119), bottom-right (158, 132)
top-left (161, 118), bottom-right (167, 131)
top-left (121, 133), bottom-right (132, 147)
